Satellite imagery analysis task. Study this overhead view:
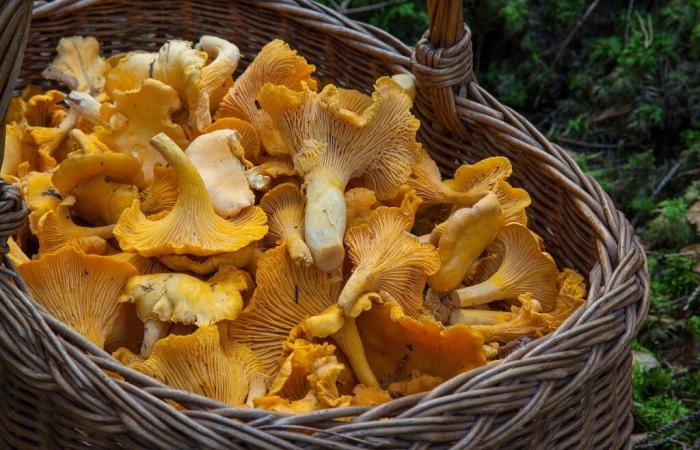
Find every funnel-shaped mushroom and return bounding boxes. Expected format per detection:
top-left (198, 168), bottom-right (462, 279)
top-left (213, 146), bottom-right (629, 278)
top-left (228, 244), bottom-right (379, 387)
top-left (2, 124), bottom-right (38, 177)
top-left (30, 108), bottom-right (79, 170)
top-left (42, 36), bottom-right (110, 95)
top-left (121, 265), bottom-right (249, 356)
top-left (466, 293), bottom-right (555, 343)
top-left (97, 79), bottom-right (189, 183)
top-left (259, 77), bottom-right (420, 271)
top-left (130, 326), bottom-right (265, 406)
top-left (345, 188), bottom-right (379, 229)
top-left (428, 193), bottom-right (504, 294)
top-left (260, 183), bottom-right (312, 265)
top-left (158, 247), bottom-right (254, 275)
top-left (37, 204), bottom-right (115, 254)
top-left (254, 339), bottom-right (352, 412)
top-left (23, 89), bottom-right (66, 127)
top-left (18, 248), bottom-right (137, 349)
top-left (68, 129), bottom-right (111, 155)
top-left (356, 300), bottom-right (485, 387)
top-left (205, 118), bottom-right (261, 162)
top-left (114, 133), bottom-right (267, 257)
top-left (450, 223), bottom-right (559, 310)
top-left (218, 39), bottom-right (317, 156)
top-left (184, 129), bottom-right (254, 217)
top-left (339, 206), bottom-right (440, 318)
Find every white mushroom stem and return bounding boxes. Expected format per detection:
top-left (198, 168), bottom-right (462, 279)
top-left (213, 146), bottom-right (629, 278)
top-left (304, 176), bottom-right (346, 273)
top-left (140, 319), bottom-right (171, 357)
top-left (245, 372), bottom-right (268, 407)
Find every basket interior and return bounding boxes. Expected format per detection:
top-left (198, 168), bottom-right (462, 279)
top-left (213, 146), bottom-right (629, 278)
top-left (20, 0), bottom-right (600, 277)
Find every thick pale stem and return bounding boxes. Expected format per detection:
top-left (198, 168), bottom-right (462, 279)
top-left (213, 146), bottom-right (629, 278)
top-left (449, 309), bottom-right (513, 326)
top-left (246, 372), bottom-right (268, 407)
top-left (450, 280), bottom-right (502, 307)
top-left (140, 319), bottom-right (171, 357)
top-left (286, 232), bottom-right (313, 266)
top-left (337, 267), bottom-right (374, 317)
top-left (331, 318), bottom-right (379, 388)
top-left (304, 176), bottom-right (346, 272)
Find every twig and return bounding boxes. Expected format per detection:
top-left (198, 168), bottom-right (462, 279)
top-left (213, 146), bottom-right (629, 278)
top-left (625, 0), bottom-right (635, 42)
top-left (552, 0), bottom-right (602, 65)
top-left (685, 284), bottom-right (700, 311)
top-left (558, 137), bottom-right (623, 149)
top-left (343, 0), bottom-right (404, 15)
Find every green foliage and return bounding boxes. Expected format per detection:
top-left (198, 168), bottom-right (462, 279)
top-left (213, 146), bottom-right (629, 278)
top-left (688, 316), bottom-right (700, 339)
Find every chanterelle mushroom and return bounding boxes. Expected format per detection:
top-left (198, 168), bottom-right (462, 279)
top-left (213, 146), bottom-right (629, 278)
top-left (37, 204), bottom-right (115, 254)
top-left (339, 206), bottom-right (440, 318)
top-left (260, 183), bottom-right (313, 265)
top-left (97, 79), bottom-right (189, 183)
top-left (259, 77), bottom-right (421, 272)
top-left (129, 326), bottom-right (265, 406)
top-left (121, 265), bottom-right (250, 356)
top-left (18, 247), bottom-right (138, 350)
top-left (356, 300), bottom-right (486, 387)
top-left (184, 129), bottom-right (254, 217)
top-left (428, 193), bottom-right (504, 294)
top-left (114, 133), bottom-right (267, 257)
top-left (42, 36), bottom-right (110, 95)
top-left (450, 223), bottom-right (559, 311)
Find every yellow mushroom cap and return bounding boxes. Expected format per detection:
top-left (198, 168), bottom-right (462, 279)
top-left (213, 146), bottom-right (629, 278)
top-left (260, 183), bottom-right (312, 265)
top-left (548, 268), bottom-right (586, 326)
top-left (217, 39), bottom-right (317, 156)
top-left (120, 264), bottom-right (249, 327)
top-left (2, 124), bottom-right (39, 177)
top-left (255, 339), bottom-right (352, 412)
top-left (70, 176), bottom-right (138, 225)
top-left (18, 247), bottom-right (138, 349)
top-left (130, 326), bottom-right (265, 406)
top-left (356, 300), bottom-right (486, 387)
top-left (97, 79), bottom-right (189, 183)
top-left (184, 129), bottom-right (254, 217)
top-left (42, 36), bottom-right (110, 95)
top-left (340, 206), bottom-right (441, 318)
top-left (114, 133), bottom-right (267, 257)
top-left (104, 51), bottom-right (157, 97)
top-left (51, 152), bottom-right (145, 193)
top-left (22, 89), bottom-right (66, 127)
top-left (16, 171), bottom-right (65, 234)
top-left (428, 193), bottom-right (504, 294)
top-left (450, 223), bottom-right (559, 311)
top-left (196, 36), bottom-right (240, 120)
top-left (388, 370), bottom-right (444, 396)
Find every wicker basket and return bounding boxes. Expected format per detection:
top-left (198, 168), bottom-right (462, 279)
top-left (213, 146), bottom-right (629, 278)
top-left (0, 1), bottom-right (649, 448)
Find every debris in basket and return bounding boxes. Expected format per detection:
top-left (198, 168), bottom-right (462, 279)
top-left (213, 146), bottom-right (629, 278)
top-left (2, 34), bottom-right (587, 411)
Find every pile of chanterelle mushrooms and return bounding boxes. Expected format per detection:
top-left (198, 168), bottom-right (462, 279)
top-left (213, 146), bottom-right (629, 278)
top-left (1, 35), bottom-right (586, 411)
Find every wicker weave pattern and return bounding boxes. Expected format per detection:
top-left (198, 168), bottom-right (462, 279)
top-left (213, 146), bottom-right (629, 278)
top-left (0, 1), bottom-right (649, 448)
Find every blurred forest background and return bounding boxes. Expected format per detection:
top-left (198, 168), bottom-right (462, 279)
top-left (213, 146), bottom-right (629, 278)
top-left (319, 0), bottom-right (700, 445)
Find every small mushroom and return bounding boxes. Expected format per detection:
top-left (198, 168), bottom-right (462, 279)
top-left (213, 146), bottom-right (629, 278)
top-left (450, 223), bottom-right (559, 310)
top-left (42, 36), bottom-right (110, 95)
top-left (339, 206), bottom-right (440, 318)
top-left (260, 183), bottom-right (312, 265)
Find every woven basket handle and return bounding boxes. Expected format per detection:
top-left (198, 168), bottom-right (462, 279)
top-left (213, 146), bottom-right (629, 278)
top-left (412, 0), bottom-right (473, 139)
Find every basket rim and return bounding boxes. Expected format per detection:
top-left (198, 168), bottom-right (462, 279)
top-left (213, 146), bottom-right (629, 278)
top-left (0, 1), bottom-right (650, 448)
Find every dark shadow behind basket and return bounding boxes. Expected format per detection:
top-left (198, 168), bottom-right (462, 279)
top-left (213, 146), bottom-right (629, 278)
top-left (0, 1), bottom-right (649, 448)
